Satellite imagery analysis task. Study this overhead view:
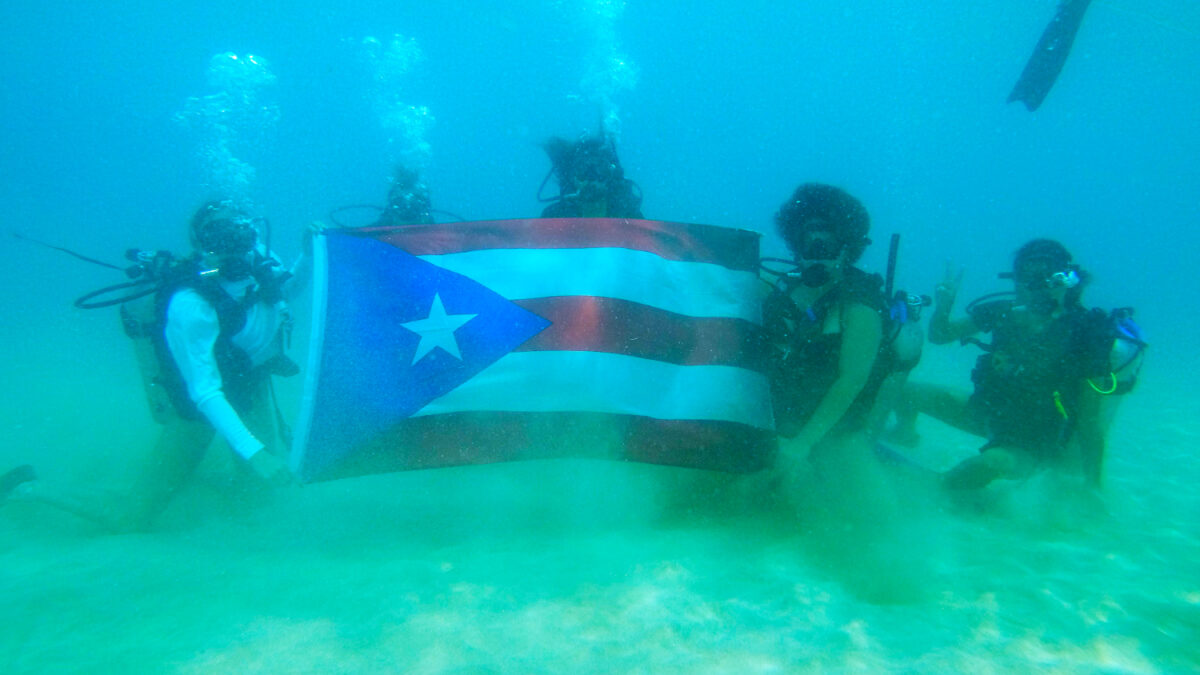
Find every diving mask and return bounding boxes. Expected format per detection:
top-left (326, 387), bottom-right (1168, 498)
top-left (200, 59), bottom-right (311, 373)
top-left (196, 214), bottom-right (260, 257)
top-left (1046, 269), bottom-right (1080, 289)
top-left (1004, 266), bottom-right (1080, 292)
top-left (794, 231), bottom-right (842, 287)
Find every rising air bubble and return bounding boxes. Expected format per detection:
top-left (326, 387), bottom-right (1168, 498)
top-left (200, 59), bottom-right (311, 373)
top-left (362, 34), bottom-right (435, 170)
top-left (174, 52), bottom-right (280, 203)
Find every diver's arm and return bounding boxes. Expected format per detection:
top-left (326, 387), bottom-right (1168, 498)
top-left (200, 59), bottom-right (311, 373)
top-left (286, 251), bottom-right (310, 294)
top-left (791, 302), bottom-right (883, 449)
top-left (281, 222), bottom-right (324, 296)
top-left (928, 312), bottom-right (979, 345)
top-left (1074, 383), bottom-right (1106, 488)
top-left (165, 292), bottom-right (265, 461)
top-left (928, 263), bottom-right (977, 344)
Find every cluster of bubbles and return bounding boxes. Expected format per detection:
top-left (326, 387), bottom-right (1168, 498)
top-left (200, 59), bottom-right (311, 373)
top-left (174, 52), bottom-right (280, 205)
top-left (555, 0), bottom-right (639, 136)
top-left (362, 35), bottom-right (434, 170)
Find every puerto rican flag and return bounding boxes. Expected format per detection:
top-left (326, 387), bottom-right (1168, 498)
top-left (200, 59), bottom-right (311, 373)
top-left (290, 218), bottom-right (774, 483)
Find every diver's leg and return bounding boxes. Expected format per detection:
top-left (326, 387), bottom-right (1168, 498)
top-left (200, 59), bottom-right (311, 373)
top-left (5, 484), bottom-right (125, 531)
top-left (942, 445), bottom-right (1035, 490)
top-left (886, 381), bottom-right (928, 444)
top-left (114, 416), bottom-right (214, 531)
top-left (868, 370), bottom-right (911, 440)
top-left (5, 416), bottom-right (212, 532)
top-left (888, 382), bottom-right (980, 444)
top-left (870, 323), bottom-right (925, 441)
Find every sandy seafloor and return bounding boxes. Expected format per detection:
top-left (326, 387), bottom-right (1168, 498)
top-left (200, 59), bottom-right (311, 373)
top-left (0, 323), bottom-right (1196, 674)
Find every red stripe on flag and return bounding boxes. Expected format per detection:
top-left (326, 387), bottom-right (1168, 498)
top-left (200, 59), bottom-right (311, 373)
top-left (349, 218), bottom-right (761, 271)
top-left (306, 412), bottom-right (774, 482)
top-left (512, 296), bottom-right (767, 372)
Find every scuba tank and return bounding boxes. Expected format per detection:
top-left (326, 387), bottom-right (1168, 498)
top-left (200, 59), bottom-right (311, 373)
top-left (19, 233), bottom-right (196, 425)
top-left (885, 292), bottom-right (930, 373)
top-left (40, 215), bottom-right (300, 427)
top-left (75, 249), bottom-right (199, 424)
top-left (1098, 307), bottom-right (1146, 394)
top-left (120, 292), bottom-right (175, 424)
top-left (881, 234), bottom-right (930, 372)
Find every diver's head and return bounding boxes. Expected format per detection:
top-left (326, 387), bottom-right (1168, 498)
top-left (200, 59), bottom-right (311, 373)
top-left (543, 133), bottom-right (623, 202)
top-left (381, 166), bottom-right (433, 226)
top-left (775, 183), bottom-right (871, 287)
top-left (1006, 238), bottom-right (1087, 313)
top-left (190, 199), bottom-right (260, 280)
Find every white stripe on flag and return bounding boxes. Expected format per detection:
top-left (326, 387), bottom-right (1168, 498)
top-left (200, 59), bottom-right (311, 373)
top-left (412, 351), bottom-right (774, 430)
top-left (418, 247), bottom-right (761, 322)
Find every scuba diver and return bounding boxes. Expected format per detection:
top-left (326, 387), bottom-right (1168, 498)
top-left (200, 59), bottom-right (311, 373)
top-left (1, 200), bottom-right (314, 531)
top-left (762, 184), bottom-right (893, 463)
top-left (537, 131), bottom-right (643, 219)
top-left (373, 165), bottom-right (434, 227)
top-left (889, 239), bottom-right (1144, 489)
top-left (326, 164), bottom-right (462, 229)
top-left (759, 184), bottom-right (939, 603)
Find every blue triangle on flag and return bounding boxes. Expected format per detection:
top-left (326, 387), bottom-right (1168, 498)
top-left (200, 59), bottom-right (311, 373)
top-left (300, 233), bottom-right (550, 480)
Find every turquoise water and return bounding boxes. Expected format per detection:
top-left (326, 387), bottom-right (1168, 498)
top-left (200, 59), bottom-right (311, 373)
top-left (3, 1), bottom-right (1199, 672)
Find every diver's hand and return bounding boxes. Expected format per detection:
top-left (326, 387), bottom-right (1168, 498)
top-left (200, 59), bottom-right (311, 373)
top-left (302, 221), bottom-right (328, 258)
top-left (774, 439), bottom-right (813, 483)
top-left (934, 262), bottom-right (965, 309)
top-left (247, 449), bottom-right (295, 487)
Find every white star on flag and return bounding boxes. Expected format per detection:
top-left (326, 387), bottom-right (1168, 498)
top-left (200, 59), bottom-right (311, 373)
top-left (401, 293), bottom-right (478, 364)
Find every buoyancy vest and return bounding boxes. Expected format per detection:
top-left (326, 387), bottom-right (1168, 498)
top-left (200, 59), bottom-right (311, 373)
top-left (121, 255), bottom-right (293, 423)
top-left (764, 267), bottom-right (894, 438)
top-left (965, 299), bottom-right (1138, 453)
top-left (159, 275), bottom-right (257, 420)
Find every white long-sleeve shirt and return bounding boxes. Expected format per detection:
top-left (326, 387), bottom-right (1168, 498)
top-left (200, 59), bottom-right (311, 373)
top-left (164, 252), bottom-right (304, 459)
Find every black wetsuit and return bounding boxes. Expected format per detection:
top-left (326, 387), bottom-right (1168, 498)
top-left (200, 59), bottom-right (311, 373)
top-left (765, 267), bottom-right (892, 439)
top-left (966, 300), bottom-right (1114, 457)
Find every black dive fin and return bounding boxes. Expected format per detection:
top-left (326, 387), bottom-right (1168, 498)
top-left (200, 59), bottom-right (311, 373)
top-left (1008, 0), bottom-right (1094, 111)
